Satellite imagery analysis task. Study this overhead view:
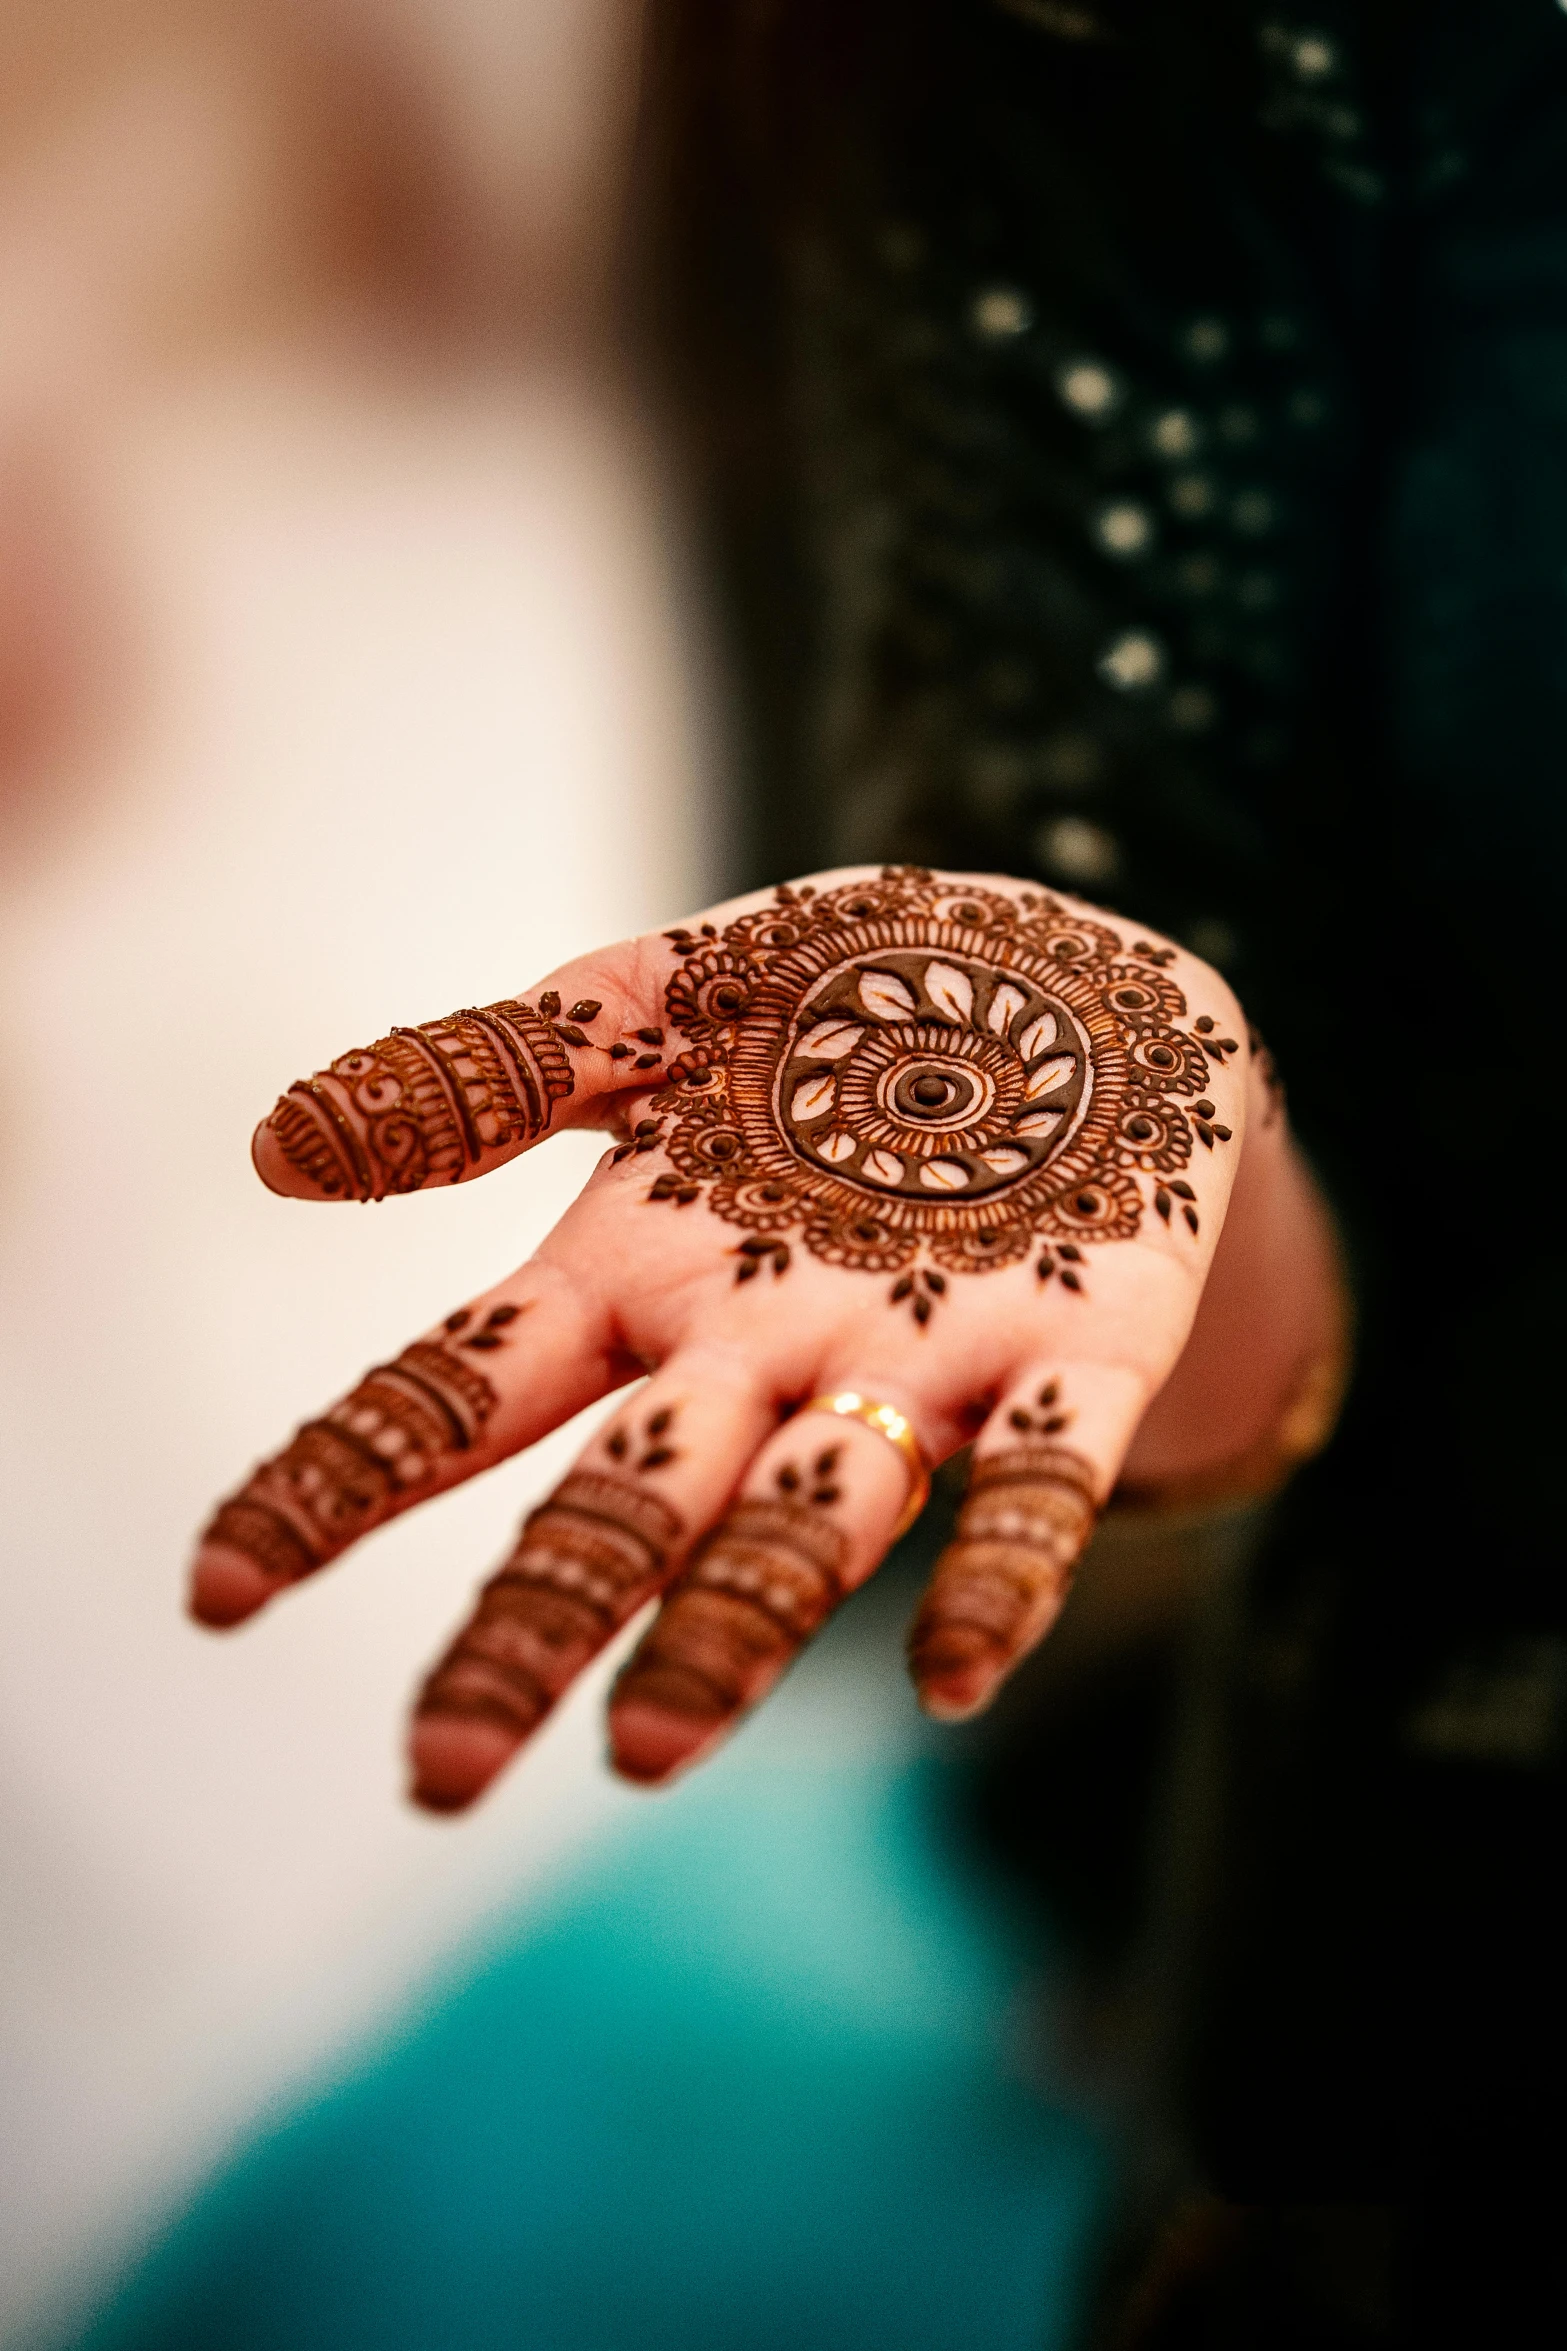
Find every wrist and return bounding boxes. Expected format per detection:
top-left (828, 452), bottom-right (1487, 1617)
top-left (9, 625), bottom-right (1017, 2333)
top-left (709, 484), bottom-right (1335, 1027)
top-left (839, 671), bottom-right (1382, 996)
top-left (1116, 1043), bottom-right (1351, 1512)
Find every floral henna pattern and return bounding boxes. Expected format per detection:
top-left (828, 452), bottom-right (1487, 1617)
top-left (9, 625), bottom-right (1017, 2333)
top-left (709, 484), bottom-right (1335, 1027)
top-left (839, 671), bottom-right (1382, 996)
top-left (1006, 1379), bottom-right (1074, 1439)
top-left (638, 869), bottom-right (1232, 1318)
top-left (907, 1442), bottom-right (1099, 1708)
top-left (605, 1403), bottom-right (681, 1473)
top-left (266, 997), bottom-right (577, 1201)
top-left (202, 1311), bottom-right (515, 1586)
top-left (415, 1471), bottom-right (683, 1754)
top-left (611, 1467), bottom-right (849, 1767)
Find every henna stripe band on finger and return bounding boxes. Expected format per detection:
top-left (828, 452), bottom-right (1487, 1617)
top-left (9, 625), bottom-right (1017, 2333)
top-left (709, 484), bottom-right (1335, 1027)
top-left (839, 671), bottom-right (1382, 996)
top-left (415, 1472), bottom-right (684, 1746)
top-left (907, 1443), bottom-right (1098, 1715)
top-left (202, 1334), bottom-right (500, 1588)
top-left (263, 997), bottom-right (576, 1201)
top-left (610, 1497), bottom-right (848, 1766)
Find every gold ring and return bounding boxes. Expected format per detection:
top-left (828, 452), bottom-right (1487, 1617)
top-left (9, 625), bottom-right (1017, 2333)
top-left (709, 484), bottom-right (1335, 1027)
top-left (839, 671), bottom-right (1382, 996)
top-left (800, 1392), bottom-right (931, 1541)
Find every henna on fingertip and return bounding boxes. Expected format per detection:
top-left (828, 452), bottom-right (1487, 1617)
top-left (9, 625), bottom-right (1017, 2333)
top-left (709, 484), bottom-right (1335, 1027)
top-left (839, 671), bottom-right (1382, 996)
top-left (410, 1470), bottom-right (684, 1807)
top-left (608, 1488), bottom-right (848, 1783)
top-left (194, 1313), bottom-right (517, 1621)
top-left (907, 1442), bottom-right (1099, 1717)
top-left (256, 997), bottom-right (578, 1202)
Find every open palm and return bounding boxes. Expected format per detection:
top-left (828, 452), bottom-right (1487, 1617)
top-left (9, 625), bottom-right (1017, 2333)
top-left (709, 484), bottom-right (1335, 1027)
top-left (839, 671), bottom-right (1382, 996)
top-left (194, 865), bottom-right (1273, 1811)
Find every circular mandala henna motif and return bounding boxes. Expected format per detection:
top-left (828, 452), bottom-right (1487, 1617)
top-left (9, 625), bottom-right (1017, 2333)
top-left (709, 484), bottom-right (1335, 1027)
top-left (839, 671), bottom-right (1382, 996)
top-left (664, 950), bottom-right (760, 1040)
top-left (779, 956), bottom-right (1092, 1204)
top-left (650, 869), bottom-right (1222, 1295)
top-left (712, 1173), bottom-right (803, 1232)
top-left (928, 1221), bottom-right (1034, 1275)
top-left (802, 1203), bottom-right (917, 1274)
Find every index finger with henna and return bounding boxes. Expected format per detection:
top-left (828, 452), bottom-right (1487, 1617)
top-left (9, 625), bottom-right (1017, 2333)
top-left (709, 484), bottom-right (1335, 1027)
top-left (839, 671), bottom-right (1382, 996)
top-left (189, 1265), bottom-right (619, 1628)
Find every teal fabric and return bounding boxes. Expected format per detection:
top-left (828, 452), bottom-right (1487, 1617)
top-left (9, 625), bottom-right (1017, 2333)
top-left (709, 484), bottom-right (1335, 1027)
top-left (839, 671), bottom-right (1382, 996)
top-left (67, 1746), bottom-right (1106, 2351)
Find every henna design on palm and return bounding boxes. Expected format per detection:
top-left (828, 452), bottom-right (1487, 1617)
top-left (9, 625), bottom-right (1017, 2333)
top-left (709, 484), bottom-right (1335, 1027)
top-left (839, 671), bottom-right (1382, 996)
top-left (267, 996), bottom-right (577, 1201)
top-left (542, 993), bottom-right (668, 1075)
top-left (202, 1313), bottom-right (516, 1591)
top-left (908, 1442), bottom-right (1099, 1716)
top-left (640, 868), bottom-right (1229, 1320)
top-left (415, 1471), bottom-right (684, 1776)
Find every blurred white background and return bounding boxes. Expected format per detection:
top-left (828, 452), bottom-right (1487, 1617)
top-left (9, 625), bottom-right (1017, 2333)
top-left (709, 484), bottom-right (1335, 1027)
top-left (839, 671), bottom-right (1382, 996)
top-left (0, 2), bottom-right (727, 2339)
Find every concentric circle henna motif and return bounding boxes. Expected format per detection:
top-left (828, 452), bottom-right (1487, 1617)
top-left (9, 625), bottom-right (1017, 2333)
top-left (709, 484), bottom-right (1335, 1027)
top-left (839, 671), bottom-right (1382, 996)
top-left (664, 949), bottom-right (762, 1039)
top-left (648, 869), bottom-right (1226, 1312)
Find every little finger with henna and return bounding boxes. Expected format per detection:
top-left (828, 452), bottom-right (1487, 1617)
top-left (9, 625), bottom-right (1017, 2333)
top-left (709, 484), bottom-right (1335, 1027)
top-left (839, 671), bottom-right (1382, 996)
top-left (907, 1362), bottom-right (1148, 1720)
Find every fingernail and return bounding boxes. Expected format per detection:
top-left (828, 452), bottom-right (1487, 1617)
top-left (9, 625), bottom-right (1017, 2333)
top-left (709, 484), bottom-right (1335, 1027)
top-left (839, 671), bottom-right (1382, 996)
top-left (907, 1622), bottom-right (1006, 1720)
top-left (406, 1716), bottom-right (514, 1814)
top-left (251, 1113), bottom-right (311, 1198)
top-left (916, 1674), bottom-right (998, 1722)
top-left (606, 1697), bottom-right (713, 1786)
top-left (187, 1543), bottom-right (277, 1629)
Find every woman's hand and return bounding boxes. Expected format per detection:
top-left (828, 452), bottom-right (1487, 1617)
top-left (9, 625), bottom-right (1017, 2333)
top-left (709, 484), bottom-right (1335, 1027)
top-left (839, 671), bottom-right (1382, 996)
top-left (191, 865), bottom-right (1340, 1810)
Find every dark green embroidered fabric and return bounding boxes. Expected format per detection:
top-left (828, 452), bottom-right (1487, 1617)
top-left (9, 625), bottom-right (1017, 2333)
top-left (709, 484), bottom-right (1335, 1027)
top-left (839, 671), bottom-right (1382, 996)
top-left (644, 0), bottom-right (1567, 2199)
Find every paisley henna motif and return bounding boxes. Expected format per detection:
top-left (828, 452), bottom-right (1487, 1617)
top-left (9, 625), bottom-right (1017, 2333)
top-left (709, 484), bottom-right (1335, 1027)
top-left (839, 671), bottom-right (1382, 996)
top-left (907, 1442), bottom-right (1099, 1708)
top-left (643, 869), bottom-right (1228, 1316)
top-left (265, 998), bottom-right (575, 1200)
top-left (203, 1325), bottom-right (504, 1587)
top-left (415, 1471), bottom-right (683, 1750)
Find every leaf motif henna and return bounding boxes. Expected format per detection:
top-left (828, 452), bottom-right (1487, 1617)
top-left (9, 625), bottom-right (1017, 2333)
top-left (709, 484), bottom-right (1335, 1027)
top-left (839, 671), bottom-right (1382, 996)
top-left (646, 869), bottom-right (1228, 1315)
top-left (1007, 1380), bottom-right (1073, 1438)
top-left (202, 1328), bottom-right (502, 1587)
top-left (907, 1442), bottom-right (1099, 1713)
top-left (772, 1444), bottom-right (843, 1506)
top-left (1037, 1240), bottom-right (1085, 1290)
top-left (416, 1472), bottom-right (683, 1750)
top-left (604, 1402), bottom-right (684, 1472)
top-left (264, 998), bottom-right (574, 1201)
